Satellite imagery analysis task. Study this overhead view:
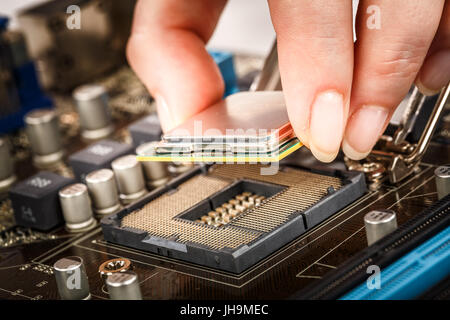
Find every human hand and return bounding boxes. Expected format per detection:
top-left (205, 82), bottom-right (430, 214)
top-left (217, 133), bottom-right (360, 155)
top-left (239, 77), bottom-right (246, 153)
top-left (127, 0), bottom-right (449, 162)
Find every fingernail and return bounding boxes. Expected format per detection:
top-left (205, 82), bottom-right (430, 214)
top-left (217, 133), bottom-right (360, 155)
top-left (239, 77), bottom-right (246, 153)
top-left (154, 94), bottom-right (175, 132)
top-left (416, 49), bottom-right (450, 96)
top-left (309, 90), bottom-right (345, 163)
top-left (416, 79), bottom-right (440, 96)
top-left (342, 105), bottom-right (389, 160)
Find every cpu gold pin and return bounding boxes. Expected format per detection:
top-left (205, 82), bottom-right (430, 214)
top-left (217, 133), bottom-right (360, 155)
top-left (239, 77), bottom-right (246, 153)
top-left (136, 91), bottom-right (302, 163)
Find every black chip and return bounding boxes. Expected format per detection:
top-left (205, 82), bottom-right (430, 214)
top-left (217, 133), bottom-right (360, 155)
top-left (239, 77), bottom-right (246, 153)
top-left (9, 171), bottom-right (75, 231)
top-left (68, 139), bottom-right (133, 182)
top-left (128, 113), bottom-right (162, 147)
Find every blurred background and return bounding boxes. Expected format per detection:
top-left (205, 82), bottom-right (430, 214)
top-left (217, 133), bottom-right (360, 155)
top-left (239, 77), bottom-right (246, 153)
top-left (0, 0), bottom-right (276, 56)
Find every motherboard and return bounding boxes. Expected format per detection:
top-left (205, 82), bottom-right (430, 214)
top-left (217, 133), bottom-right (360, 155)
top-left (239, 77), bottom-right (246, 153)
top-left (0, 0), bottom-right (449, 301)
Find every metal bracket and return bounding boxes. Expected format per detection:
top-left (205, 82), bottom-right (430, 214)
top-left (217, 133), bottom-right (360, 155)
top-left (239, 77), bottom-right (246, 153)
top-left (371, 83), bottom-right (449, 183)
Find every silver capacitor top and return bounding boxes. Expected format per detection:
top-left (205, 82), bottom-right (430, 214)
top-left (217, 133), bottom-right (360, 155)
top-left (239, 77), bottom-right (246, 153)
top-left (85, 169), bottom-right (120, 215)
top-left (54, 256), bottom-right (91, 300)
top-left (59, 183), bottom-right (96, 232)
top-left (73, 84), bottom-right (113, 140)
top-left (136, 142), bottom-right (170, 189)
top-left (111, 155), bottom-right (146, 204)
top-left (168, 162), bottom-right (194, 174)
top-left (106, 271), bottom-right (142, 300)
top-left (24, 108), bottom-right (64, 168)
top-left (435, 165), bottom-right (450, 200)
top-left (0, 137), bottom-right (16, 192)
top-left (364, 209), bottom-right (398, 246)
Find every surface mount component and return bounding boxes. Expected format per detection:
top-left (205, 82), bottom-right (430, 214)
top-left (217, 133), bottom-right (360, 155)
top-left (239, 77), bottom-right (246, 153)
top-left (24, 108), bottom-right (64, 168)
top-left (111, 155), bottom-right (147, 204)
top-left (106, 271), bottom-right (142, 300)
top-left (54, 256), bottom-right (90, 300)
top-left (102, 164), bottom-right (366, 273)
top-left (9, 171), bottom-right (74, 231)
top-left (85, 169), bottom-right (121, 215)
top-left (68, 139), bottom-right (133, 182)
top-left (136, 142), bottom-right (171, 189)
top-left (73, 84), bottom-right (114, 140)
top-left (435, 165), bottom-right (450, 200)
top-left (59, 183), bottom-right (96, 232)
top-left (137, 91), bottom-right (302, 163)
top-left (364, 210), bottom-right (398, 246)
top-left (128, 113), bottom-right (162, 147)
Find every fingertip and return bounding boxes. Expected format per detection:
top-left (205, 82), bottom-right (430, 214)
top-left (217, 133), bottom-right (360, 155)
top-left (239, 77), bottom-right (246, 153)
top-left (308, 90), bottom-right (345, 163)
top-left (309, 144), bottom-right (339, 163)
top-left (342, 139), bottom-right (370, 160)
top-left (343, 105), bottom-right (389, 160)
top-left (416, 49), bottom-right (450, 96)
top-left (415, 78), bottom-right (441, 96)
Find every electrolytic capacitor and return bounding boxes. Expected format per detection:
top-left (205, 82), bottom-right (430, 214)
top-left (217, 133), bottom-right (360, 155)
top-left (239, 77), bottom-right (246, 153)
top-left (59, 183), bottom-right (96, 232)
top-left (168, 162), bottom-right (194, 174)
top-left (435, 165), bottom-right (450, 200)
top-left (364, 209), bottom-right (398, 246)
top-left (111, 155), bottom-right (146, 204)
top-left (73, 84), bottom-right (114, 140)
top-left (24, 108), bottom-right (64, 168)
top-left (0, 137), bottom-right (16, 192)
top-left (136, 142), bottom-right (170, 189)
top-left (54, 256), bottom-right (91, 300)
top-left (106, 271), bottom-right (142, 300)
top-left (85, 169), bottom-right (120, 215)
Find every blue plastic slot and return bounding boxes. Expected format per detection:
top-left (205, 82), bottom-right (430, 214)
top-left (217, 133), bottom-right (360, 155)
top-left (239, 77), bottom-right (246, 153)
top-left (340, 226), bottom-right (450, 300)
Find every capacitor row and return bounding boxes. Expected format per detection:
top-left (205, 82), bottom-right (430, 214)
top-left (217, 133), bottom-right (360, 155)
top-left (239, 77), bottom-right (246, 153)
top-left (59, 151), bottom-right (166, 232)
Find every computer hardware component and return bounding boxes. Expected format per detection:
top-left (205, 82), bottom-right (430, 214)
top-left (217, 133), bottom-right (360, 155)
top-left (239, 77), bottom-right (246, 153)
top-left (106, 271), bottom-right (142, 300)
top-left (101, 164), bottom-right (366, 273)
top-left (136, 142), bottom-right (171, 189)
top-left (111, 155), bottom-right (147, 204)
top-left (59, 183), bottom-right (96, 232)
top-left (68, 139), bottom-right (133, 182)
top-left (98, 257), bottom-right (132, 279)
top-left (85, 169), bottom-right (121, 215)
top-left (24, 108), bottom-right (64, 168)
top-left (163, 91), bottom-right (291, 144)
top-left (137, 91), bottom-right (302, 163)
top-left (128, 113), bottom-right (163, 148)
top-left (139, 137), bottom-right (301, 163)
top-left (0, 5), bottom-right (448, 302)
top-left (73, 84), bottom-right (114, 140)
top-left (341, 225), bottom-right (450, 300)
top-left (435, 165), bottom-right (450, 200)
top-left (364, 210), bottom-right (398, 246)
top-left (9, 171), bottom-right (75, 231)
top-left (17, 0), bottom-right (136, 91)
top-left (294, 193), bottom-right (450, 299)
top-left (53, 256), bottom-right (90, 300)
